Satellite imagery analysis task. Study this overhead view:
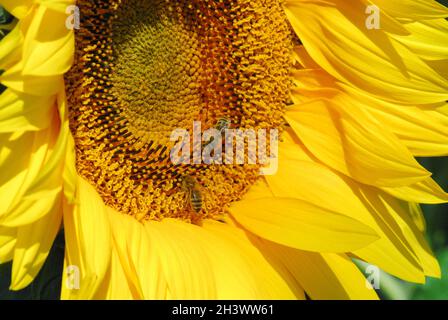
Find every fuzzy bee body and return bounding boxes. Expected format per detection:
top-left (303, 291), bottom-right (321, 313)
top-left (202, 117), bottom-right (231, 148)
top-left (215, 117), bottom-right (231, 134)
top-left (181, 175), bottom-right (203, 214)
top-left (190, 188), bottom-right (202, 213)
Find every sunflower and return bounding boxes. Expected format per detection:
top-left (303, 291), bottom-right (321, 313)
top-left (0, 0), bottom-right (447, 300)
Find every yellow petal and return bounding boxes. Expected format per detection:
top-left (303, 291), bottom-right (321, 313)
top-left (351, 188), bottom-right (430, 283)
top-left (407, 203), bottom-right (426, 233)
top-left (0, 24), bottom-right (23, 68)
top-left (426, 59), bottom-right (448, 81)
top-left (382, 196), bottom-right (440, 278)
top-left (372, 0), bottom-right (448, 20)
top-left (201, 219), bottom-right (300, 299)
top-left (394, 19), bottom-right (448, 61)
top-left (382, 178), bottom-right (448, 204)
top-left (0, 110), bottom-right (67, 227)
top-left (10, 197), bottom-right (62, 290)
top-left (38, 0), bottom-right (76, 14)
top-left (61, 177), bottom-right (112, 299)
top-left (345, 85), bottom-right (448, 157)
top-left (284, 0), bottom-right (448, 105)
top-left (110, 210), bottom-right (299, 300)
top-left (285, 99), bottom-right (430, 187)
top-left (22, 5), bottom-right (74, 76)
top-left (0, 226), bottom-right (16, 263)
top-left (260, 240), bottom-right (378, 300)
top-left (143, 220), bottom-right (219, 299)
top-left (291, 65), bottom-right (448, 157)
top-left (354, 193), bottom-right (440, 280)
top-left (108, 209), bottom-right (166, 300)
top-left (0, 60), bottom-right (64, 96)
top-left (92, 247), bottom-right (135, 300)
top-left (240, 178), bottom-right (274, 201)
top-left (268, 137), bottom-right (427, 282)
top-left (0, 129), bottom-right (52, 222)
top-left (55, 90), bottom-right (77, 204)
top-left (1, 0), bottom-right (33, 19)
top-left (230, 197), bottom-right (379, 253)
top-left (63, 134), bottom-right (77, 204)
top-left (0, 186), bottom-right (61, 227)
top-left (0, 133), bottom-right (32, 209)
top-left (0, 89), bottom-right (56, 132)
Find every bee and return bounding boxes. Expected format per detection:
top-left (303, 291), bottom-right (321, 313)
top-left (215, 117), bottom-right (231, 133)
top-left (202, 117), bottom-right (231, 148)
top-left (181, 175), bottom-right (203, 214)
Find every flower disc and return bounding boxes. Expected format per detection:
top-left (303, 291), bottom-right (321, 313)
top-left (65, 0), bottom-right (294, 222)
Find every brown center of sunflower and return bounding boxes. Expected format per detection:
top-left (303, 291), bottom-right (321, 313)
top-left (65, 0), bottom-right (293, 223)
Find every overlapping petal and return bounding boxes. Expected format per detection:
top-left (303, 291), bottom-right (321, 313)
top-left (265, 133), bottom-right (439, 282)
top-left (284, 0), bottom-right (448, 105)
top-left (107, 209), bottom-right (301, 300)
top-left (290, 65), bottom-right (448, 157)
top-left (230, 196), bottom-right (379, 253)
top-left (0, 89), bottom-right (55, 132)
top-left (285, 99), bottom-right (430, 187)
top-left (21, 4), bottom-right (74, 76)
top-left (371, 0), bottom-right (448, 20)
top-left (0, 0), bottom-right (33, 19)
top-left (0, 226), bottom-right (16, 263)
top-left (61, 177), bottom-right (112, 300)
top-left (259, 239), bottom-right (378, 300)
top-left (10, 196), bottom-right (62, 289)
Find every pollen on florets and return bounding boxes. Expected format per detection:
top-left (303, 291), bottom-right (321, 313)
top-left (65, 0), bottom-right (294, 222)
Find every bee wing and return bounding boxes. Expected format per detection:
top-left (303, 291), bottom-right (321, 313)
top-left (195, 180), bottom-right (206, 194)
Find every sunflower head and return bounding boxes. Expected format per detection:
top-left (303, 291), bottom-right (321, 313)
top-left (65, 0), bottom-right (293, 223)
top-left (0, 0), bottom-right (448, 300)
